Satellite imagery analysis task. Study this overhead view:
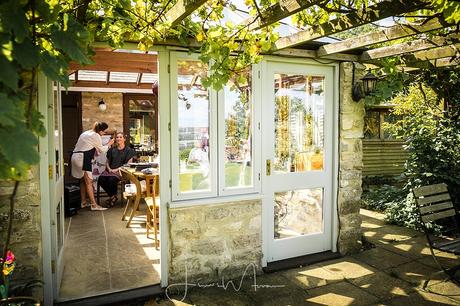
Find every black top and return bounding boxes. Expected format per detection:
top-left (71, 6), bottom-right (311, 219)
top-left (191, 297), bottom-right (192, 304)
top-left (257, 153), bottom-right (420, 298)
top-left (106, 146), bottom-right (136, 169)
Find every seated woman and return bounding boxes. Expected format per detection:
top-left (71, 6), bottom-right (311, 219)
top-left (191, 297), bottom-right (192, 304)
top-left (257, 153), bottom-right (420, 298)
top-left (98, 132), bottom-right (136, 207)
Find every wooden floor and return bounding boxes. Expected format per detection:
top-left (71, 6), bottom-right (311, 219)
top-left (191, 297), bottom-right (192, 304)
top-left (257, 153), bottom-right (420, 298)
top-left (58, 202), bottom-right (160, 302)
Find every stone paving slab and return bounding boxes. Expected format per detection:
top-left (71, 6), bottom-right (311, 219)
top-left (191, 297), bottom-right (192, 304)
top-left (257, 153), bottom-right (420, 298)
top-left (142, 209), bottom-right (459, 306)
top-left (305, 281), bottom-right (380, 306)
top-left (348, 271), bottom-right (415, 301)
top-left (318, 257), bottom-right (377, 280)
top-left (279, 263), bottom-right (344, 289)
top-left (351, 247), bottom-right (413, 270)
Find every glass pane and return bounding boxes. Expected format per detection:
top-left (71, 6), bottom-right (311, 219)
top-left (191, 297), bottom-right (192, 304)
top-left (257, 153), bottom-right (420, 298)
top-left (274, 74), bottom-right (325, 173)
top-left (274, 188), bottom-right (323, 239)
top-left (128, 98), bottom-right (157, 154)
top-left (177, 60), bottom-right (210, 193)
top-left (56, 201), bottom-right (63, 253)
top-left (53, 83), bottom-right (61, 180)
top-left (364, 111), bottom-right (380, 139)
top-left (224, 68), bottom-right (252, 188)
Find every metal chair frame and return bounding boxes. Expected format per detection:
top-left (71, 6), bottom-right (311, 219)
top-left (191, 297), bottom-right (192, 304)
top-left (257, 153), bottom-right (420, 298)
top-left (412, 183), bottom-right (460, 289)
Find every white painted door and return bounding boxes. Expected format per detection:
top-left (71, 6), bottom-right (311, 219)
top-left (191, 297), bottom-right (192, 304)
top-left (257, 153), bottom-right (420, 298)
top-left (49, 82), bottom-right (65, 296)
top-left (262, 60), bottom-right (334, 262)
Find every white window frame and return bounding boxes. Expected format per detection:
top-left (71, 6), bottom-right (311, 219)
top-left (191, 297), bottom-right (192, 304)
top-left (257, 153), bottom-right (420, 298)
top-left (170, 51), bottom-right (218, 201)
top-left (218, 65), bottom-right (261, 196)
top-left (171, 52), bottom-right (261, 201)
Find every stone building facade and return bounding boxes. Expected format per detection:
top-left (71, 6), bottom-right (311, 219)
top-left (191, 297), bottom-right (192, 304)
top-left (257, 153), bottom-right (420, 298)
top-left (0, 58), bottom-right (365, 302)
top-left (0, 167), bottom-right (43, 298)
top-left (337, 62), bottom-right (365, 254)
top-left (81, 92), bottom-right (124, 132)
top-left (167, 62), bottom-right (365, 282)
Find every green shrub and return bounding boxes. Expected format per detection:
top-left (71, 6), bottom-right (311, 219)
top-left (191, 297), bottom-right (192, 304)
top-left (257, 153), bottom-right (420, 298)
top-left (361, 185), bottom-right (406, 212)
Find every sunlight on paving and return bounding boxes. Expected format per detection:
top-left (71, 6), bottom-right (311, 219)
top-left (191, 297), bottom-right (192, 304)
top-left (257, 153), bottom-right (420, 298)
top-left (322, 260), bottom-right (375, 279)
top-left (143, 247), bottom-right (160, 260)
top-left (364, 231), bottom-right (376, 237)
top-left (306, 293), bottom-right (355, 306)
top-left (361, 222), bottom-right (381, 229)
top-left (359, 283), bottom-right (410, 297)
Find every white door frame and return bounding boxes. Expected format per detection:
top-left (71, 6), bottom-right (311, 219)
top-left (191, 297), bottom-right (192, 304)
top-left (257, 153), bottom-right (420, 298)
top-left (260, 57), bottom-right (339, 265)
top-left (38, 73), bottom-right (55, 306)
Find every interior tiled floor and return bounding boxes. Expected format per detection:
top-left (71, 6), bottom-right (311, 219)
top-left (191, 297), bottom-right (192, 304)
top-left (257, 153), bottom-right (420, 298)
top-left (59, 201), bottom-right (160, 301)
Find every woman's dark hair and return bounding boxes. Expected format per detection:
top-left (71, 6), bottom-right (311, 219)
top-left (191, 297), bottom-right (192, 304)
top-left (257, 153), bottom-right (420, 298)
top-left (93, 122), bottom-right (109, 133)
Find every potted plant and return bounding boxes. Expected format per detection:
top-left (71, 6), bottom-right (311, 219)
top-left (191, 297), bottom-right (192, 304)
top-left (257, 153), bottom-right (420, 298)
top-left (0, 250), bottom-right (41, 305)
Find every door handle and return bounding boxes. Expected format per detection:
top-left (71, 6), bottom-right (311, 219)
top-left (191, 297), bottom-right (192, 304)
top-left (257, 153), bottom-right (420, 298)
top-left (266, 159), bottom-right (271, 176)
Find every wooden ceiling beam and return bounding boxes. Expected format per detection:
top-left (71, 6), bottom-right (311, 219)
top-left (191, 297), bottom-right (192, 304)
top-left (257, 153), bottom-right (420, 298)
top-left (361, 33), bottom-right (460, 61)
top-left (70, 50), bottom-right (158, 73)
top-left (273, 0), bottom-right (427, 51)
top-left (317, 17), bottom-right (449, 57)
top-left (239, 0), bottom-right (321, 31)
top-left (164, 0), bottom-right (208, 27)
top-left (70, 80), bottom-right (153, 90)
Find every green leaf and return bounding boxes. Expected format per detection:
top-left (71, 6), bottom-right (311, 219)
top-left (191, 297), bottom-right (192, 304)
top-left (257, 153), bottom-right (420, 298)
top-left (0, 0), bottom-right (28, 42)
top-left (0, 94), bottom-right (24, 126)
top-left (0, 123), bottom-right (39, 165)
top-left (39, 53), bottom-right (70, 87)
top-left (0, 284), bottom-right (7, 299)
top-left (13, 38), bottom-right (40, 69)
top-left (0, 54), bottom-right (18, 90)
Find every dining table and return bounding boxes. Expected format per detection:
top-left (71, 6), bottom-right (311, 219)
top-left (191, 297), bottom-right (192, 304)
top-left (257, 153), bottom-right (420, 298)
top-left (120, 164), bottom-right (159, 227)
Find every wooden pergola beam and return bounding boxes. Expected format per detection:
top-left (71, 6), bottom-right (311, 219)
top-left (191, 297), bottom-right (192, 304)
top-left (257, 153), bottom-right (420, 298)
top-left (360, 33), bottom-right (460, 61)
top-left (401, 56), bottom-right (459, 69)
top-left (240, 0), bottom-right (321, 31)
top-left (164, 0), bottom-right (208, 27)
top-left (273, 0), bottom-right (426, 51)
top-left (317, 17), bottom-right (448, 57)
top-left (404, 43), bottom-right (460, 62)
top-left (273, 48), bottom-right (359, 61)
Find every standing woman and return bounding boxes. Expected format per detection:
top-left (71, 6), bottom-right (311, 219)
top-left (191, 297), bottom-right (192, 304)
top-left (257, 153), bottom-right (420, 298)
top-left (71, 122), bottom-right (114, 211)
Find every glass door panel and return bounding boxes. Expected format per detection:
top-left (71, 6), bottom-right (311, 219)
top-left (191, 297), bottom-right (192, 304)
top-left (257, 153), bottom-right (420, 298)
top-left (274, 188), bottom-right (323, 239)
top-left (274, 74), bottom-right (325, 173)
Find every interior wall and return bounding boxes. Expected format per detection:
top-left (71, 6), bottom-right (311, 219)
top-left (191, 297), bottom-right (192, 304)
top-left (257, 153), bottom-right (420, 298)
top-left (82, 92), bottom-right (124, 132)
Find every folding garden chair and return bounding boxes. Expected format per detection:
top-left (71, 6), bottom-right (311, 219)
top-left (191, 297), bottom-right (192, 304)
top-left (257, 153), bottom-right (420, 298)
top-left (412, 183), bottom-right (460, 289)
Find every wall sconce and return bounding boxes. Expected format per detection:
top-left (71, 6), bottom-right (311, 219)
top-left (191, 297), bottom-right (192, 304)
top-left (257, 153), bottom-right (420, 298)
top-left (351, 64), bottom-right (379, 102)
top-left (98, 99), bottom-right (107, 111)
top-left (361, 70), bottom-right (378, 95)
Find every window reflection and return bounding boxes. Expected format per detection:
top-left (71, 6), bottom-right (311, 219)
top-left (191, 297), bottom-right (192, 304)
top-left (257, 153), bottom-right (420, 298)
top-left (274, 74), bottom-right (325, 173)
top-left (177, 60), bottom-right (211, 193)
top-left (224, 68), bottom-right (252, 189)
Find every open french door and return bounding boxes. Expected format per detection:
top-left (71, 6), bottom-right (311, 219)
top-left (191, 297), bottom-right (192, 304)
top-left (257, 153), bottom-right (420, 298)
top-left (262, 60), bottom-right (335, 262)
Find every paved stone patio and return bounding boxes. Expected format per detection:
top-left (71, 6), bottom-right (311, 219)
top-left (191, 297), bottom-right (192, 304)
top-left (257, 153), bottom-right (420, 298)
top-left (59, 203), bottom-right (161, 301)
top-left (138, 209), bottom-right (459, 306)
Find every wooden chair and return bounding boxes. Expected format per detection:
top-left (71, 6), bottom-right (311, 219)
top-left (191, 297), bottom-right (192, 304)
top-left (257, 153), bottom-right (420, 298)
top-left (412, 183), bottom-right (460, 289)
top-left (120, 168), bottom-right (145, 228)
top-left (145, 174), bottom-right (159, 249)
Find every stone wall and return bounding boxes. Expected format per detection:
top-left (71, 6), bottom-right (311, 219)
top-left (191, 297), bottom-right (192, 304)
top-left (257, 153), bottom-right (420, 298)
top-left (0, 166), bottom-right (43, 298)
top-left (168, 200), bottom-right (262, 283)
top-left (82, 92), bottom-right (124, 132)
top-left (337, 62), bottom-right (365, 254)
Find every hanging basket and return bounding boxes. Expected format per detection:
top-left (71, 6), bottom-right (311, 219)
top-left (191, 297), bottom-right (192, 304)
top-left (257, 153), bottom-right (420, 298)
top-left (0, 296), bottom-right (40, 306)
